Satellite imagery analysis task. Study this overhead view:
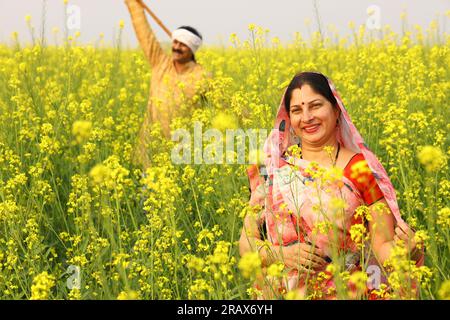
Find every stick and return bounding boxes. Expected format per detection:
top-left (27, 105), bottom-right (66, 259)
top-left (137, 0), bottom-right (172, 38)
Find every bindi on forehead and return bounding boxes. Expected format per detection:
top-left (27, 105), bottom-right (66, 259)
top-left (302, 98), bottom-right (322, 106)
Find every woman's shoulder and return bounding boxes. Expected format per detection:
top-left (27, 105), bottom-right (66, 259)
top-left (344, 152), bottom-right (365, 170)
top-left (338, 147), bottom-right (364, 172)
top-left (341, 151), bottom-right (385, 205)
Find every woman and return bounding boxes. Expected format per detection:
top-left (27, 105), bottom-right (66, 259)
top-left (239, 72), bottom-right (424, 299)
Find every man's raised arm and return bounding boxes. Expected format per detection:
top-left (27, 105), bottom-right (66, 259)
top-left (125, 0), bottom-right (166, 67)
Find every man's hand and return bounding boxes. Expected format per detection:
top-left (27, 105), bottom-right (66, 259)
top-left (125, 0), bottom-right (142, 5)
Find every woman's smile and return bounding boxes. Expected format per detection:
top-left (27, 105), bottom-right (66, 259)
top-left (303, 124), bottom-right (320, 134)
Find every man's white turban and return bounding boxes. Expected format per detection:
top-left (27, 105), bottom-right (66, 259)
top-left (171, 28), bottom-right (202, 54)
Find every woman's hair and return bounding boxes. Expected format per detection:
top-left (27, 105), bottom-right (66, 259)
top-left (177, 25), bottom-right (202, 63)
top-left (284, 72), bottom-right (338, 114)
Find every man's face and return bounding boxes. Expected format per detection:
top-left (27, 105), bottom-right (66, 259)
top-left (172, 39), bottom-right (193, 63)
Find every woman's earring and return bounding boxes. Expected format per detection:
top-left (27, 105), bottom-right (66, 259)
top-left (290, 126), bottom-right (300, 145)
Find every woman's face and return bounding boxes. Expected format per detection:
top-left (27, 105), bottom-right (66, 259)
top-left (289, 84), bottom-right (339, 146)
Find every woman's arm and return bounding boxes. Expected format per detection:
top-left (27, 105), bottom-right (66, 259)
top-left (369, 198), bottom-right (420, 264)
top-left (239, 213), bottom-right (327, 270)
top-left (239, 212), bottom-right (278, 267)
top-left (125, 0), bottom-right (166, 67)
top-left (368, 198), bottom-right (395, 264)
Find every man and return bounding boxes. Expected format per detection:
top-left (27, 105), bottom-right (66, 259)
top-left (125, 0), bottom-right (209, 170)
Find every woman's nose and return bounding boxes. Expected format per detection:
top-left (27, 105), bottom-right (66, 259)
top-left (302, 109), bottom-right (314, 122)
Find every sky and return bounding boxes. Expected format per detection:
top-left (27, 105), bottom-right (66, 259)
top-left (0, 0), bottom-right (448, 47)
